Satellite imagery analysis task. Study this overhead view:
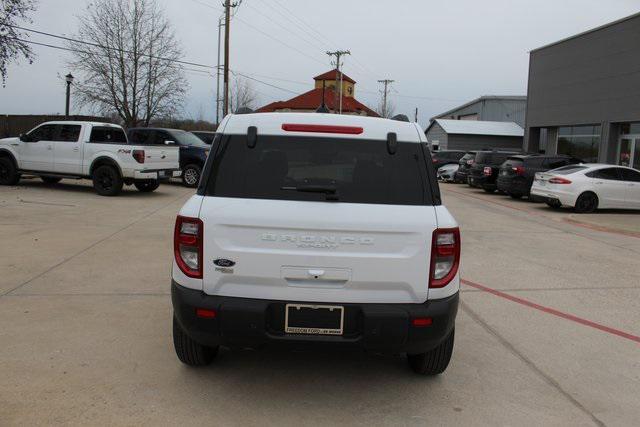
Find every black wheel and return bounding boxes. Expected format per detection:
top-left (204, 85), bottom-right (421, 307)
top-left (509, 193), bottom-right (522, 199)
top-left (574, 192), bottom-right (598, 213)
top-left (182, 164), bottom-right (202, 188)
top-left (0, 157), bottom-right (20, 185)
top-left (173, 316), bottom-right (218, 366)
top-left (546, 200), bottom-right (562, 209)
top-left (40, 176), bottom-right (62, 184)
top-left (483, 187), bottom-right (496, 194)
top-left (92, 165), bottom-right (123, 196)
top-left (134, 180), bottom-right (160, 192)
top-left (407, 328), bottom-right (455, 375)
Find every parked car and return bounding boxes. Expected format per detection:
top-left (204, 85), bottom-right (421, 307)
top-left (467, 151), bottom-right (521, 192)
top-left (453, 151), bottom-right (476, 183)
top-left (128, 128), bottom-right (210, 187)
top-left (437, 163), bottom-right (459, 182)
top-left (497, 154), bottom-right (582, 199)
top-left (0, 121), bottom-right (180, 196)
top-left (171, 112), bottom-right (461, 375)
top-left (431, 150), bottom-right (466, 170)
top-left (191, 131), bottom-right (217, 145)
top-left (531, 164), bottom-right (640, 212)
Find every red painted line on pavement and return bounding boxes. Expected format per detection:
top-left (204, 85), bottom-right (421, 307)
top-left (563, 218), bottom-right (640, 239)
top-left (445, 188), bottom-right (540, 215)
top-left (461, 279), bottom-right (640, 344)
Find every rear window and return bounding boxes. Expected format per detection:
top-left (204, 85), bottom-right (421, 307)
top-left (460, 153), bottom-right (475, 163)
top-left (90, 127), bottom-right (127, 143)
top-left (204, 135), bottom-right (432, 205)
top-left (504, 157), bottom-right (524, 168)
top-left (553, 165), bottom-right (588, 175)
top-left (475, 152), bottom-right (493, 164)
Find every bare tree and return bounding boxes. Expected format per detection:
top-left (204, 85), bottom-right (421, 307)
top-left (229, 76), bottom-right (258, 113)
top-left (67, 0), bottom-right (187, 127)
top-left (376, 96), bottom-right (395, 118)
top-left (0, 0), bottom-right (38, 85)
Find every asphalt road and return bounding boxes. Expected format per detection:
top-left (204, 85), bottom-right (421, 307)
top-left (1, 179), bottom-right (639, 426)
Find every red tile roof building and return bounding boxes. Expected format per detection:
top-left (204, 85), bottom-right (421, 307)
top-left (256, 69), bottom-right (379, 117)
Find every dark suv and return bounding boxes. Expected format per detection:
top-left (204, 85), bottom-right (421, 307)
top-left (128, 128), bottom-right (210, 187)
top-left (497, 155), bottom-right (582, 199)
top-left (431, 150), bottom-right (466, 170)
top-left (453, 151), bottom-right (476, 183)
top-left (467, 151), bottom-right (521, 192)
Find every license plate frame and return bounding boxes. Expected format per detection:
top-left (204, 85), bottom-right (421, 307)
top-left (285, 304), bottom-right (344, 336)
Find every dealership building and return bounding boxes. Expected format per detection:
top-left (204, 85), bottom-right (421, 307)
top-left (524, 12), bottom-right (640, 168)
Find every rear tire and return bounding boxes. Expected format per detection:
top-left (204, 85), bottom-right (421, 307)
top-left (92, 165), bottom-right (123, 196)
top-left (182, 164), bottom-right (202, 188)
top-left (173, 316), bottom-right (218, 366)
top-left (574, 192), bottom-right (598, 213)
top-left (0, 157), bottom-right (21, 185)
top-left (40, 176), bottom-right (62, 184)
top-left (407, 328), bottom-right (455, 375)
top-left (134, 180), bottom-right (160, 192)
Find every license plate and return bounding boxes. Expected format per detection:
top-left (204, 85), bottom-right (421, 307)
top-left (538, 180), bottom-right (546, 186)
top-left (285, 304), bottom-right (344, 335)
top-left (158, 171), bottom-right (166, 178)
top-left (501, 170), bottom-right (508, 176)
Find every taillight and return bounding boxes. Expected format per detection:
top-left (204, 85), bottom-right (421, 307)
top-left (549, 177), bottom-right (572, 184)
top-left (483, 167), bottom-right (492, 176)
top-left (432, 158), bottom-right (438, 163)
top-left (281, 124), bottom-right (363, 134)
top-left (132, 149), bottom-right (145, 164)
top-left (429, 228), bottom-right (461, 288)
top-left (512, 166), bottom-right (525, 176)
top-left (174, 215), bottom-right (203, 278)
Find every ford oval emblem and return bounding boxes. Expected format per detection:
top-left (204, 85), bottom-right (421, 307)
top-left (213, 258), bottom-right (235, 267)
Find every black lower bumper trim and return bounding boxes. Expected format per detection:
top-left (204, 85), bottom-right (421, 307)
top-left (171, 281), bottom-right (458, 354)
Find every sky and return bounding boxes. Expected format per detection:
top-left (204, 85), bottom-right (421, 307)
top-left (1, 0), bottom-right (639, 127)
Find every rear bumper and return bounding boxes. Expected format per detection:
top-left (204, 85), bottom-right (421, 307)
top-left (171, 281), bottom-right (458, 354)
top-left (468, 174), bottom-right (495, 189)
top-left (497, 177), bottom-right (530, 195)
top-left (134, 168), bottom-right (181, 180)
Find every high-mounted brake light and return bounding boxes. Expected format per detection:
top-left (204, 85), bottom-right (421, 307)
top-left (281, 124), bottom-right (363, 134)
top-left (174, 215), bottom-right (203, 278)
top-left (132, 149), bottom-right (145, 164)
top-left (429, 228), bottom-right (461, 288)
top-left (549, 177), bottom-right (572, 184)
top-left (483, 167), bottom-right (492, 176)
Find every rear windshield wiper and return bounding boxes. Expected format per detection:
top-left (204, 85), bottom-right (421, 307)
top-left (281, 185), bottom-right (339, 200)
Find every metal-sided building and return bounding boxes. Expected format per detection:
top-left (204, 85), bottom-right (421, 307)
top-left (425, 119), bottom-right (524, 151)
top-left (431, 95), bottom-right (527, 128)
top-left (524, 12), bottom-right (640, 168)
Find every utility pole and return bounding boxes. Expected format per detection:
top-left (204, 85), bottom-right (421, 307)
top-left (326, 50), bottom-right (350, 114)
top-left (414, 107), bottom-right (418, 123)
top-left (216, 15), bottom-right (223, 125)
top-left (223, 0), bottom-right (231, 117)
top-left (377, 79), bottom-right (394, 118)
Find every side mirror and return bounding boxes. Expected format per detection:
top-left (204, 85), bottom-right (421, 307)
top-left (20, 133), bottom-right (34, 142)
top-left (164, 140), bottom-right (176, 145)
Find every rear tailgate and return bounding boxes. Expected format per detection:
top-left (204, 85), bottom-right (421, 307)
top-left (132, 145), bottom-right (179, 171)
top-left (200, 198), bottom-right (437, 304)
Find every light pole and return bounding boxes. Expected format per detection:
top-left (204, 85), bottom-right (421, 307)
top-left (65, 73), bottom-right (74, 118)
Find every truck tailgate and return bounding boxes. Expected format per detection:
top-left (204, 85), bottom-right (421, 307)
top-left (133, 145), bottom-right (179, 170)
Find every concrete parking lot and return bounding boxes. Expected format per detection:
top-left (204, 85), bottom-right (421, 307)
top-left (1, 179), bottom-right (639, 426)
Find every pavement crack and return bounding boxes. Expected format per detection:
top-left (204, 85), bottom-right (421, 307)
top-left (460, 300), bottom-right (606, 427)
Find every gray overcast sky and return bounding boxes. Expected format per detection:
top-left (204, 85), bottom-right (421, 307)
top-left (1, 0), bottom-right (639, 126)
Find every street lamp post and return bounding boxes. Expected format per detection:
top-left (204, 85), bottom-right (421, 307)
top-left (65, 73), bottom-right (74, 118)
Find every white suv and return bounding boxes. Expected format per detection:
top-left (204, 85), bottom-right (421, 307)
top-left (171, 113), bottom-right (461, 375)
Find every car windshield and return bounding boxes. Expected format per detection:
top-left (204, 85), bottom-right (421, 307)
top-left (173, 130), bottom-right (208, 147)
top-left (552, 165), bottom-right (588, 175)
top-left (204, 135), bottom-right (432, 205)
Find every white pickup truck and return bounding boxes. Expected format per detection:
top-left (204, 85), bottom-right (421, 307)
top-left (0, 121), bottom-right (180, 196)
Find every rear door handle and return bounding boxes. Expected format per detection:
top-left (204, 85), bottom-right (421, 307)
top-left (73, 147), bottom-right (80, 152)
top-left (47, 145), bottom-right (53, 150)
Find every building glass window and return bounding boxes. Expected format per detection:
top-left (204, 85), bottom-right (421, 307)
top-left (620, 122), bottom-right (640, 135)
top-left (557, 125), bottom-right (601, 163)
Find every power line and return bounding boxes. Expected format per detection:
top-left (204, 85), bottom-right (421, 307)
top-left (5, 24), bottom-right (216, 69)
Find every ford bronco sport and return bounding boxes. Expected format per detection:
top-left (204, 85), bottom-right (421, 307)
top-left (171, 113), bottom-right (461, 375)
